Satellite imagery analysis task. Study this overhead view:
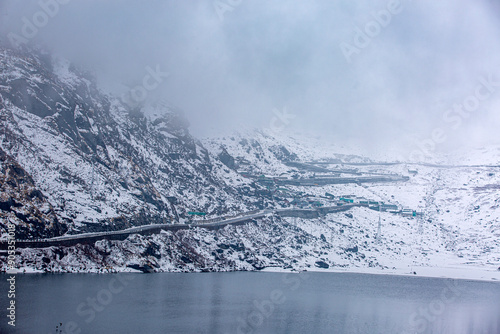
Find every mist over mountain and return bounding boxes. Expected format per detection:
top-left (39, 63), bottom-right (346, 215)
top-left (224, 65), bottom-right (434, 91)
top-left (0, 0), bottom-right (499, 281)
top-left (1, 0), bottom-right (499, 158)
top-left (0, 44), bottom-right (263, 239)
top-left (2, 5), bottom-right (500, 334)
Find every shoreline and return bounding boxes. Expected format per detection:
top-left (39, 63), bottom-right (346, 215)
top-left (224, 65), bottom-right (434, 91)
top-left (3, 264), bottom-right (500, 283)
top-left (262, 264), bottom-right (500, 282)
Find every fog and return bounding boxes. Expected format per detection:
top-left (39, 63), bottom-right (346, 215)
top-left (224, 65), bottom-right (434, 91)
top-left (1, 0), bottom-right (500, 158)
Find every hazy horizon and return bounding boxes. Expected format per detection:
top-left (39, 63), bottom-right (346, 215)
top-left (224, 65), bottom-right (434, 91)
top-left (1, 0), bottom-right (500, 160)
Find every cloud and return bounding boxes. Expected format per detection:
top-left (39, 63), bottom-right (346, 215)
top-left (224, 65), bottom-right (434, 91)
top-left (1, 0), bottom-right (499, 156)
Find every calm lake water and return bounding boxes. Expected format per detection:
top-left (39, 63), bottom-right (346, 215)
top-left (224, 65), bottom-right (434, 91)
top-left (1, 272), bottom-right (499, 334)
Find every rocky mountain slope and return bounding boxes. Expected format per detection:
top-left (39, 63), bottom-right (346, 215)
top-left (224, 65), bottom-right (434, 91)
top-left (0, 146), bottom-right (67, 239)
top-left (0, 45), bottom-right (499, 279)
top-left (0, 45), bottom-right (255, 240)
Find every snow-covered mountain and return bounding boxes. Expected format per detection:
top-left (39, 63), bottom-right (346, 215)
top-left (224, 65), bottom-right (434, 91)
top-left (0, 45), bottom-right (256, 240)
top-left (0, 45), bottom-right (499, 280)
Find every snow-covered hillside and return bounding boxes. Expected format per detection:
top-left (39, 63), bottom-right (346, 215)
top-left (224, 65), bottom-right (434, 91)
top-left (0, 45), bottom-right (257, 239)
top-left (0, 45), bottom-right (499, 279)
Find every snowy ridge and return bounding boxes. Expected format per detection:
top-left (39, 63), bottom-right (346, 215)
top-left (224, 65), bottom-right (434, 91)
top-left (0, 45), bottom-right (498, 280)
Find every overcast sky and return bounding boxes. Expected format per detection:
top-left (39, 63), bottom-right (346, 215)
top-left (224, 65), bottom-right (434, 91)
top-left (1, 0), bottom-right (500, 158)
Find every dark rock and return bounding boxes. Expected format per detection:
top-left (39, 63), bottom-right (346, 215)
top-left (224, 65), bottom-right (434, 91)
top-left (143, 243), bottom-right (161, 259)
top-left (218, 147), bottom-right (236, 170)
top-left (126, 264), bottom-right (154, 273)
top-left (230, 243), bottom-right (245, 252)
top-left (346, 246), bottom-right (358, 253)
top-left (315, 261), bottom-right (329, 269)
top-left (180, 256), bottom-right (193, 264)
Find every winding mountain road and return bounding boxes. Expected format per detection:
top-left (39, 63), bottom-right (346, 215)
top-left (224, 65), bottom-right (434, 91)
top-left (1, 205), bottom-right (361, 250)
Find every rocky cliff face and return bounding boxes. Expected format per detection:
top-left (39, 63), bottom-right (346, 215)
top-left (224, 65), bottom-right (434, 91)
top-left (0, 147), bottom-right (67, 239)
top-left (0, 45), bottom-right (254, 240)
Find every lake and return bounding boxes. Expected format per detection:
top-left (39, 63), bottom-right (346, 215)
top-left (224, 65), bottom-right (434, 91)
top-left (1, 272), bottom-right (499, 334)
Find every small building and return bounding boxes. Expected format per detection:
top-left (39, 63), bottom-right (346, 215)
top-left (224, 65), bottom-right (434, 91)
top-left (188, 211), bottom-right (206, 216)
top-left (381, 204), bottom-right (399, 211)
top-left (401, 208), bottom-right (415, 216)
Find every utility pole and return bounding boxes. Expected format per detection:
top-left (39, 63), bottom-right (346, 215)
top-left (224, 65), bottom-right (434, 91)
top-left (90, 160), bottom-right (95, 200)
top-left (417, 209), bottom-right (424, 235)
top-left (376, 204), bottom-right (382, 241)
